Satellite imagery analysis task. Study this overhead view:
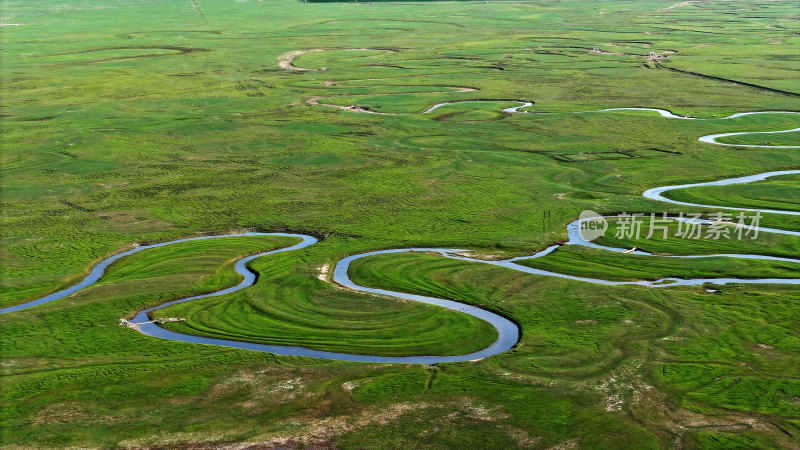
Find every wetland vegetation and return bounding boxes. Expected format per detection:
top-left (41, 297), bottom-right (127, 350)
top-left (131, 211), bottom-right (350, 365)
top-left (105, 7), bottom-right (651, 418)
top-left (1, 0), bottom-right (799, 448)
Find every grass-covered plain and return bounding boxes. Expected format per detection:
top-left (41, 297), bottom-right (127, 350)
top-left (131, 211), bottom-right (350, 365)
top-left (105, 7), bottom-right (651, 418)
top-left (1, 0), bottom-right (799, 447)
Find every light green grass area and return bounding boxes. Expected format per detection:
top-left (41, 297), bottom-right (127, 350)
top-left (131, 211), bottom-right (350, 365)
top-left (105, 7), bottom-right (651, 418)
top-left (2, 0), bottom-right (799, 447)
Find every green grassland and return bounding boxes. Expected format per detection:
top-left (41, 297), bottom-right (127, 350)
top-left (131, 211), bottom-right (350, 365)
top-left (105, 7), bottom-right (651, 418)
top-left (1, 0), bottom-right (800, 447)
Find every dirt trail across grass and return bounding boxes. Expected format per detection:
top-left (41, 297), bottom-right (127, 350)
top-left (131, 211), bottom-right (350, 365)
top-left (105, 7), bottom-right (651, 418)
top-left (277, 47), bottom-right (397, 71)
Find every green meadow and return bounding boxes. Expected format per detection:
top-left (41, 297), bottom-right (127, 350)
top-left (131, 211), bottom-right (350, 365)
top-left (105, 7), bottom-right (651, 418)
top-left (1, 0), bottom-right (799, 448)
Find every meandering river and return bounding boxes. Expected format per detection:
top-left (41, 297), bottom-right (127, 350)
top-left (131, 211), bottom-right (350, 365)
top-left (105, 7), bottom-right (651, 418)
top-left (2, 108), bottom-right (798, 363)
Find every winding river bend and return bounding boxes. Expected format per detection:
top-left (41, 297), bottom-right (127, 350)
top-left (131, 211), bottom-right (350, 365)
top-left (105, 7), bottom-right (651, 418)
top-left (2, 108), bottom-right (798, 363)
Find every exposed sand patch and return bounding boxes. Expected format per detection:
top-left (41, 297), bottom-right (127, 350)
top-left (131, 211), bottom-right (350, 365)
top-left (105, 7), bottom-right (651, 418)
top-left (341, 379), bottom-right (369, 391)
top-left (277, 48), bottom-right (325, 71)
top-left (451, 251), bottom-right (505, 261)
top-left (307, 95), bottom-right (392, 115)
top-left (590, 47), bottom-right (626, 56)
top-left (277, 47), bottom-right (397, 72)
top-left (660, 335), bottom-right (683, 341)
top-left (661, 1), bottom-right (706, 11)
top-left (548, 438), bottom-right (581, 449)
top-left (317, 263), bottom-right (329, 281)
top-left (589, 47), bottom-right (671, 63)
top-left (446, 402), bottom-right (510, 422)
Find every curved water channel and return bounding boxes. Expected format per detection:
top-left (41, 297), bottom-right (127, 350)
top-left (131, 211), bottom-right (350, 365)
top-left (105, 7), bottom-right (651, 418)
top-left (2, 109), bottom-right (798, 363)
